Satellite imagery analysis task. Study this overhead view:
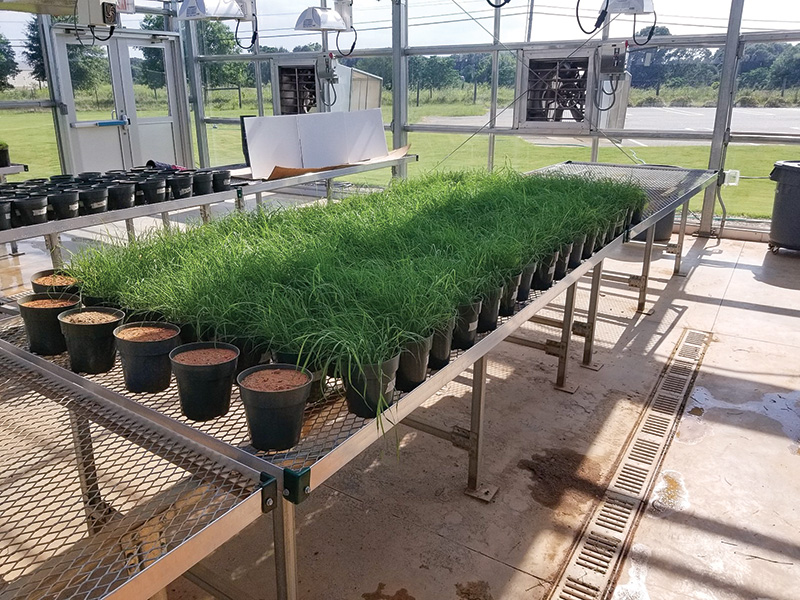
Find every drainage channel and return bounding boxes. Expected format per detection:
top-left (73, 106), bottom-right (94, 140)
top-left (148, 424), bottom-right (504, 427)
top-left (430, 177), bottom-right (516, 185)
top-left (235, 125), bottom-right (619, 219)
top-left (548, 329), bottom-right (711, 600)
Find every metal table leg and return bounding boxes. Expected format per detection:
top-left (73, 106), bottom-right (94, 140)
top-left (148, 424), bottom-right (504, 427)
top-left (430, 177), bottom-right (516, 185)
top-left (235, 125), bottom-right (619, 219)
top-left (581, 260), bottom-right (604, 371)
top-left (69, 412), bottom-right (114, 534)
top-left (464, 356), bottom-right (498, 502)
top-left (273, 497), bottom-right (298, 600)
top-left (256, 192), bottom-right (263, 208)
top-left (161, 212), bottom-right (170, 230)
top-left (637, 226), bottom-right (655, 315)
top-left (125, 219), bottom-right (136, 243)
top-left (674, 199), bottom-right (690, 276)
top-left (200, 205), bottom-right (211, 224)
top-left (45, 233), bottom-right (63, 269)
top-left (554, 282), bottom-right (578, 393)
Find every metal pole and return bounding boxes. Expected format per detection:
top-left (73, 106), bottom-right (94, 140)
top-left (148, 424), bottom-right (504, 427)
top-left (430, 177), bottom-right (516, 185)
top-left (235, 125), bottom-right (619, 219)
top-left (273, 497), bottom-right (298, 600)
top-left (555, 283), bottom-right (577, 390)
top-left (582, 260), bottom-right (603, 367)
top-left (591, 19), bottom-right (611, 163)
top-left (39, 15), bottom-right (68, 175)
top-left (45, 233), bottom-right (63, 269)
top-left (125, 218), bottom-right (136, 243)
top-left (525, 0), bottom-right (534, 42)
top-left (674, 199), bottom-right (690, 276)
top-left (637, 226), bottom-right (655, 314)
top-left (253, 31), bottom-right (265, 117)
top-left (186, 20), bottom-right (210, 167)
top-left (699, 0), bottom-right (744, 236)
top-left (391, 0), bottom-right (409, 179)
top-left (487, 7), bottom-right (501, 171)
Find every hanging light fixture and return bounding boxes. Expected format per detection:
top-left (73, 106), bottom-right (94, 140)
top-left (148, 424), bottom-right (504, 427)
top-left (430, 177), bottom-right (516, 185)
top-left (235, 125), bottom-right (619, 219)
top-left (295, 6), bottom-right (349, 31)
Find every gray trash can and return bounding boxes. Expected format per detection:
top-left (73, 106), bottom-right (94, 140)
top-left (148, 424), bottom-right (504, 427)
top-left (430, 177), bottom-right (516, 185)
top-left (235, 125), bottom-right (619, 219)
top-left (769, 160), bottom-right (800, 252)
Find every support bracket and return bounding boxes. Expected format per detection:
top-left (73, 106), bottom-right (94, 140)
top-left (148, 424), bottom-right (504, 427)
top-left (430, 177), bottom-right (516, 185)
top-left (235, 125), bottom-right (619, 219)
top-left (258, 473), bottom-right (278, 513)
top-left (665, 243), bottom-right (679, 255)
top-left (544, 339), bottom-right (565, 357)
top-left (464, 483), bottom-right (499, 503)
top-left (628, 275), bottom-right (646, 290)
top-left (572, 321), bottom-right (590, 338)
top-left (282, 467), bottom-right (311, 505)
top-left (450, 425), bottom-right (472, 451)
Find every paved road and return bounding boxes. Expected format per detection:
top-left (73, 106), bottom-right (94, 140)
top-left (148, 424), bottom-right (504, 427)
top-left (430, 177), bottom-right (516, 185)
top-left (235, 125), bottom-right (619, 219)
top-left (422, 107), bottom-right (800, 147)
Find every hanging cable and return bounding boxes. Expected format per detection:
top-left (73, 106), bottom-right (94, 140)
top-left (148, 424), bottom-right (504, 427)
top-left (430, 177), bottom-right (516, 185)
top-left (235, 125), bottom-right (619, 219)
top-left (320, 80), bottom-right (338, 108)
top-left (576, 0), bottom-right (609, 35)
top-left (486, 0), bottom-right (511, 7)
top-left (90, 25), bottom-right (115, 42)
top-left (235, 16), bottom-right (257, 51)
top-left (632, 10), bottom-right (657, 46)
top-left (336, 27), bottom-right (358, 57)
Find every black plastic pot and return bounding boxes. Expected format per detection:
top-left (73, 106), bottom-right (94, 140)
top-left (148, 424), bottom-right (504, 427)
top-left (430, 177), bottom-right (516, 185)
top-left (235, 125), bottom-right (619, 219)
top-left (605, 222), bottom-right (617, 244)
top-left (77, 171), bottom-right (102, 181)
top-left (12, 196), bottom-right (48, 226)
top-left (238, 364), bottom-right (313, 450)
top-left (0, 201), bottom-right (11, 230)
top-left (533, 251), bottom-right (559, 290)
top-left (213, 170), bottom-right (232, 192)
top-left (429, 316), bottom-right (456, 370)
top-left (167, 173), bottom-right (193, 200)
top-left (594, 226), bottom-right (607, 252)
top-left (78, 187), bottom-right (108, 215)
top-left (58, 307), bottom-right (125, 373)
top-left (500, 272), bottom-right (523, 317)
top-left (452, 300), bottom-right (482, 350)
top-left (137, 178), bottom-right (166, 205)
top-left (221, 337), bottom-right (266, 374)
top-left (18, 293), bottom-right (81, 355)
top-left (47, 190), bottom-right (79, 220)
top-left (50, 174), bottom-right (75, 184)
top-left (477, 285), bottom-right (504, 333)
top-left (114, 322), bottom-right (181, 393)
top-left (274, 351), bottom-right (323, 382)
top-left (0, 147), bottom-right (10, 168)
top-left (397, 334), bottom-right (433, 392)
top-left (170, 342), bottom-right (239, 421)
top-left (30, 269), bottom-right (79, 294)
top-left (517, 260), bottom-right (538, 302)
top-left (554, 242), bottom-right (574, 280)
top-left (569, 234), bottom-right (587, 269)
top-left (107, 181), bottom-right (136, 210)
top-left (193, 171), bottom-right (214, 196)
top-left (343, 353), bottom-right (401, 418)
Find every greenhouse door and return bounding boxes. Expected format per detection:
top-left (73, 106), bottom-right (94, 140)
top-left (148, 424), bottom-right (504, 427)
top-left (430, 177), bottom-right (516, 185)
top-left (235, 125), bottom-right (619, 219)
top-left (53, 28), bottom-right (192, 174)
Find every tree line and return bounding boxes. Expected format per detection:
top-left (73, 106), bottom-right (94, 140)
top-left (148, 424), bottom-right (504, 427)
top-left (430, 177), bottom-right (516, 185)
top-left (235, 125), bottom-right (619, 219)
top-left (1, 20), bottom-right (798, 96)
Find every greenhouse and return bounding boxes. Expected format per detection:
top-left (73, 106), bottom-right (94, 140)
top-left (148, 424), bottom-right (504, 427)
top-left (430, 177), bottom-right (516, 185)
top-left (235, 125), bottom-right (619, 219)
top-left (0, 0), bottom-right (798, 599)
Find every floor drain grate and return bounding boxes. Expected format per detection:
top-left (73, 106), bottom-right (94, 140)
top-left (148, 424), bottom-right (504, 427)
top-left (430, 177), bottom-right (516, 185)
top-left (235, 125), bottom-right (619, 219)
top-left (548, 329), bottom-right (710, 600)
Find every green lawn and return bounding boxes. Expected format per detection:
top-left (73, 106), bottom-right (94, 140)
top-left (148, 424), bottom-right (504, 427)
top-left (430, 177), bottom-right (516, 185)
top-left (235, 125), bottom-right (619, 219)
top-left (0, 108), bottom-right (788, 219)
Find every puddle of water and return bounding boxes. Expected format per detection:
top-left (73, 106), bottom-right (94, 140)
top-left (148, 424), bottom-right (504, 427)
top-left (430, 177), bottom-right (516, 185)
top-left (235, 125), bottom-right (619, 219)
top-left (611, 544), bottom-right (651, 600)
top-left (690, 387), bottom-right (800, 453)
top-left (651, 470), bottom-right (690, 514)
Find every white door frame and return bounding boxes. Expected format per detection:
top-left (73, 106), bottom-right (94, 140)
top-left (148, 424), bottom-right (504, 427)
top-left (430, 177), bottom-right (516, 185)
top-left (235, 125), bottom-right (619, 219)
top-left (52, 25), bottom-right (193, 173)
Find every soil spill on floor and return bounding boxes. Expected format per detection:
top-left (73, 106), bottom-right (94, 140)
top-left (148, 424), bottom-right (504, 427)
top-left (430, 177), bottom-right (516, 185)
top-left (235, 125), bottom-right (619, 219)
top-left (518, 448), bottom-right (603, 509)
top-left (688, 406), bottom-right (705, 416)
top-left (455, 581), bottom-right (494, 600)
top-left (651, 470), bottom-right (690, 514)
top-left (362, 583), bottom-right (415, 600)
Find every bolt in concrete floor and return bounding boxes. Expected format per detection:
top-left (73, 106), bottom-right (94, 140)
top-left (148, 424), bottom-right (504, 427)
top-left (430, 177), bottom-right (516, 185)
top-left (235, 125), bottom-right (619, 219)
top-left (3, 230), bottom-right (797, 600)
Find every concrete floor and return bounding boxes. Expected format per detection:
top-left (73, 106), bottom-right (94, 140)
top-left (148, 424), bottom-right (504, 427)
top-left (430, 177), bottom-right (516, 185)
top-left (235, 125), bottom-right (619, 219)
top-left (2, 219), bottom-right (799, 600)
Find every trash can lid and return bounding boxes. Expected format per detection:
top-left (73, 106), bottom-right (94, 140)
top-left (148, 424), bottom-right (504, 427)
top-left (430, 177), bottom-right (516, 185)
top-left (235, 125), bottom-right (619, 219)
top-left (770, 160), bottom-right (800, 182)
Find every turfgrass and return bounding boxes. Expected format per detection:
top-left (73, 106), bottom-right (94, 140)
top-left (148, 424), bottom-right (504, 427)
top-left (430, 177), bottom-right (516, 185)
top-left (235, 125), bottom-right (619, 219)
top-left (67, 170), bottom-right (646, 387)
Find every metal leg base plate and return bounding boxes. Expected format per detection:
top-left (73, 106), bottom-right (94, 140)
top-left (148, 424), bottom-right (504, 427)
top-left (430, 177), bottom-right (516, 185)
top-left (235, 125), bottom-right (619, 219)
top-left (636, 308), bottom-right (655, 316)
top-left (580, 362), bottom-right (604, 372)
top-left (464, 483), bottom-right (499, 502)
top-left (554, 382), bottom-right (579, 394)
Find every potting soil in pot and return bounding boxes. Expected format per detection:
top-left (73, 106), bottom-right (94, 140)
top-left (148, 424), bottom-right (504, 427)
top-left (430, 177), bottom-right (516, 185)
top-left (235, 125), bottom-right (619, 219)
top-left (61, 311), bottom-right (120, 325)
top-left (173, 347), bottom-right (238, 365)
top-left (116, 326), bottom-right (178, 342)
top-left (242, 369), bottom-right (309, 392)
top-left (32, 274), bottom-right (77, 288)
top-left (21, 298), bottom-right (76, 309)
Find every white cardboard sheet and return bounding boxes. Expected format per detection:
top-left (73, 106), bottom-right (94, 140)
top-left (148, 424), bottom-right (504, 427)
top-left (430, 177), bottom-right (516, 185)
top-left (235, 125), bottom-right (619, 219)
top-left (244, 110), bottom-right (388, 179)
top-left (244, 115), bottom-right (302, 179)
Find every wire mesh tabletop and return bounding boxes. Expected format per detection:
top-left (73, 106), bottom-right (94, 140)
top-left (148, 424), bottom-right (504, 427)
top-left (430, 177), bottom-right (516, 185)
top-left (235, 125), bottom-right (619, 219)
top-left (0, 348), bottom-right (262, 600)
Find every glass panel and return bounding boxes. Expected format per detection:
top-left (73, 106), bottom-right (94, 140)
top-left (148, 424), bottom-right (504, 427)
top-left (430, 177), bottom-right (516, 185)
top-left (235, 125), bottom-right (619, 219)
top-left (408, 1), bottom-right (494, 47)
top-left (0, 107), bottom-right (61, 180)
top-left (494, 135), bottom-right (591, 173)
top-left (67, 43), bottom-right (113, 122)
top-left (206, 123), bottom-right (247, 167)
top-left (130, 45), bottom-right (170, 117)
top-left (407, 131), bottom-right (489, 175)
top-left (202, 62), bottom-right (260, 118)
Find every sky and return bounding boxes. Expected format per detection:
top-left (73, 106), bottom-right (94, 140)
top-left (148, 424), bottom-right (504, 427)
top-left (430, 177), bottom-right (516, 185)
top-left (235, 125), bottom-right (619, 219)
top-left (1, 0), bottom-right (799, 72)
